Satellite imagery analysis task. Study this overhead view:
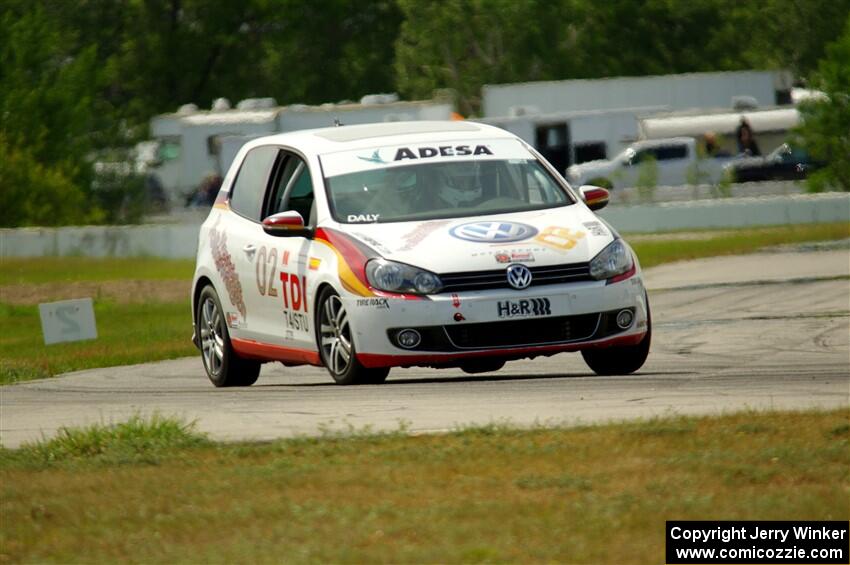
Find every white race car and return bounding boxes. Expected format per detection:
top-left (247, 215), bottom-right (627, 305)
top-left (191, 121), bottom-right (650, 386)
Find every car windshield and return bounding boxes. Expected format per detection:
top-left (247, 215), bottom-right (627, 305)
top-left (320, 139), bottom-right (574, 223)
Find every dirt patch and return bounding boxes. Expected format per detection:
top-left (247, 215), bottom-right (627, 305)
top-left (0, 280), bottom-right (190, 306)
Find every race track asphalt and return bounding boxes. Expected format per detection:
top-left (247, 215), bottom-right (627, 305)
top-left (1, 247), bottom-right (848, 448)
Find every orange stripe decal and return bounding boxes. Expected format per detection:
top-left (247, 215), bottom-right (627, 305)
top-left (314, 236), bottom-right (374, 297)
top-left (231, 338), bottom-right (322, 366)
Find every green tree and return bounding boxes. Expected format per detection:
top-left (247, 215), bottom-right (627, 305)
top-left (566, 0), bottom-right (739, 78)
top-left (0, 134), bottom-right (98, 227)
top-left (711, 0), bottom-right (850, 78)
top-left (394, 0), bottom-right (850, 116)
top-left (261, 0), bottom-right (402, 106)
top-left (95, 0), bottom-right (401, 123)
top-left (0, 4), bottom-right (107, 226)
top-left (797, 17), bottom-right (850, 192)
top-left (393, 0), bottom-right (749, 116)
top-left (395, 0), bottom-right (574, 116)
top-left (0, 5), bottom-right (101, 181)
top-left (108, 0), bottom-right (272, 125)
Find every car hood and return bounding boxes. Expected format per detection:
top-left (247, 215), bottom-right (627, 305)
top-left (332, 205), bottom-right (617, 274)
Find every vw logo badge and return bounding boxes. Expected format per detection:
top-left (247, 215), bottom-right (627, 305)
top-left (450, 221), bottom-right (537, 243)
top-left (506, 264), bottom-right (533, 290)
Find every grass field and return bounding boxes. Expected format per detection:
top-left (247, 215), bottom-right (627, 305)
top-left (1, 409), bottom-right (847, 563)
top-left (0, 258), bottom-right (195, 383)
top-left (0, 257), bottom-right (193, 285)
top-left (1, 222), bottom-right (847, 384)
top-left (630, 222), bottom-right (849, 268)
top-left (0, 301), bottom-right (195, 382)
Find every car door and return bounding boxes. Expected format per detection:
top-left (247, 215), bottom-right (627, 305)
top-left (251, 149), bottom-right (318, 351)
top-left (218, 145), bottom-right (279, 343)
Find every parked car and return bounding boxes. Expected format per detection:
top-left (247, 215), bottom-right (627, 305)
top-left (724, 143), bottom-right (823, 183)
top-left (191, 121), bottom-right (650, 386)
top-left (566, 137), bottom-right (733, 189)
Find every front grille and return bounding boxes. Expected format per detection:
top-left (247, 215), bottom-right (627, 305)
top-left (440, 262), bottom-right (593, 293)
top-left (443, 313), bottom-right (599, 349)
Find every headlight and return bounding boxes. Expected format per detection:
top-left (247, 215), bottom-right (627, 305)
top-left (365, 259), bottom-right (443, 294)
top-left (589, 239), bottom-right (633, 280)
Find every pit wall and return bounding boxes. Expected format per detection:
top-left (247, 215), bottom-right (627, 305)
top-left (2, 193), bottom-right (848, 259)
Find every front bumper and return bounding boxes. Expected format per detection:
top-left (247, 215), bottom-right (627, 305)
top-left (345, 275), bottom-right (648, 368)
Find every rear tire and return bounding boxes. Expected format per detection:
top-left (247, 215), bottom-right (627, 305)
top-left (582, 297), bottom-right (651, 376)
top-left (316, 287), bottom-right (389, 385)
top-left (197, 285), bottom-right (260, 387)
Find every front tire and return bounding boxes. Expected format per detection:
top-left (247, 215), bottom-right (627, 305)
top-left (581, 298), bottom-right (651, 376)
top-left (316, 287), bottom-right (389, 385)
top-left (197, 285), bottom-right (260, 387)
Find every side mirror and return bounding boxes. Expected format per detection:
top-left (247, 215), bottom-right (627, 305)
top-left (262, 211), bottom-right (307, 236)
top-left (579, 185), bottom-right (609, 211)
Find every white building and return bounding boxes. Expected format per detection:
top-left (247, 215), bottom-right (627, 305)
top-left (148, 95), bottom-right (454, 202)
top-left (482, 70), bottom-right (793, 117)
top-left (478, 70), bottom-right (797, 172)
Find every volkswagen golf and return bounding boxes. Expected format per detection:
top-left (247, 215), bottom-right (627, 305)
top-left (191, 121), bottom-right (650, 386)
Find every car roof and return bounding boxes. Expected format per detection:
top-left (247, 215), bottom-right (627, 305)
top-left (240, 120), bottom-right (519, 155)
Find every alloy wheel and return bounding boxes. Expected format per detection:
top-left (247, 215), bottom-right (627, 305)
top-left (200, 296), bottom-right (225, 377)
top-left (320, 294), bottom-right (352, 376)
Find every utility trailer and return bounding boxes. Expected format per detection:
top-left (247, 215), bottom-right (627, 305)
top-left (147, 95), bottom-right (454, 203)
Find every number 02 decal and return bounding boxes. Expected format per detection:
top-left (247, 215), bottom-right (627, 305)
top-left (255, 246), bottom-right (279, 297)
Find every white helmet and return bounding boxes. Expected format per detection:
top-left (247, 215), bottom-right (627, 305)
top-left (437, 163), bottom-right (483, 206)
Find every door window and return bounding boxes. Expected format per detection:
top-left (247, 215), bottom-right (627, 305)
top-left (230, 146), bottom-right (278, 221)
top-left (266, 152), bottom-right (315, 227)
top-left (654, 145), bottom-right (688, 160)
top-left (574, 142), bottom-right (606, 164)
top-left (632, 144), bottom-right (687, 164)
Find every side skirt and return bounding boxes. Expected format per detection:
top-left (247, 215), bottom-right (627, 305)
top-left (231, 338), bottom-right (323, 367)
